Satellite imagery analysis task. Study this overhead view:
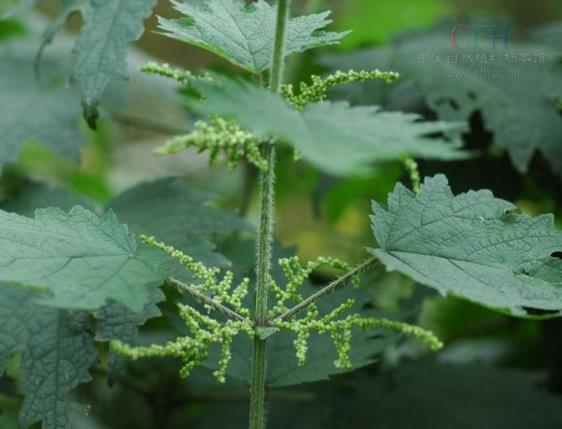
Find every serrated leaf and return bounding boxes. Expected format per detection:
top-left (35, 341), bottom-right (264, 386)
top-left (187, 76), bottom-right (467, 175)
top-left (370, 174), bottom-right (562, 316)
top-left (323, 29), bottom-right (562, 175)
top-left (0, 206), bottom-right (165, 312)
top-left (0, 285), bottom-right (97, 429)
top-left (158, 0), bottom-right (348, 73)
top-left (0, 179), bottom-right (247, 379)
top-left (0, 183), bottom-right (166, 382)
top-left (0, 44), bottom-right (84, 169)
top-left (37, 0), bottom-right (156, 126)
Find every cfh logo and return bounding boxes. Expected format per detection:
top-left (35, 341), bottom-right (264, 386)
top-left (451, 24), bottom-right (509, 49)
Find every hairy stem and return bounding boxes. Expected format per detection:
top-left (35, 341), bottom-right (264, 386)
top-left (253, 145), bottom-right (277, 326)
top-left (249, 143), bottom-right (276, 429)
top-left (249, 1), bottom-right (290, 428)
top-left (275, 257), bottom-right (379, 322)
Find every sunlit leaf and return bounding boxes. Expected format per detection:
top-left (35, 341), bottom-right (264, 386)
top-left (158, 0), bottom-right (348, 72)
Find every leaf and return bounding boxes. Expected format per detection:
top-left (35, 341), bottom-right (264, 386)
top-left (0, 183), bottom-right (166, 380)
top-left (188, 76), bottom-right (468, 175)
top-left (323, 29), bottom-right (562, 175)
top-left (0, 206), bottom-right (165, 312)
top-left (0, 178), bottom-right (247, 378)
top-left (158, 0), bottom-right (348, 73)
top-left (319, 360), bottom-right (562, 429)
top-left (107, 177), bottom-right (251, 267)
top-left (0, 285), bottom-right (98, 429)
top-left (370, 174), bottom-right (562, 316)
top-left (0, 43), bottom-right (84, 169)
top-left (37, 0), bottom-right (156, 127)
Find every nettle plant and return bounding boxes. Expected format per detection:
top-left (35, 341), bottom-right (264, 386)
top-left (1, 1), bottom-right (562, 429)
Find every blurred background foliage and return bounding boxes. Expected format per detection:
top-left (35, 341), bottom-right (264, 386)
top-left (0, 0), bottom-right (561, 428)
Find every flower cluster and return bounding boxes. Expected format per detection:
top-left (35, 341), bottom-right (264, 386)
top-left (403, 157), bottom-right (421, 193)
top-left (269, 256), bottom-right (442, 369)
top-left (140, 235), bottom-right (252, 318)
top-left (276, 303), bottom-right (443, 368)
top-left (282, 69), bottom-right (400, 109)
top-left (142, 63), bottom-right (269, 171)
top-left (154, 117), bottom-right (268, 172)
top-left (140, 62), bottom-right (214, 86)
top-left (112, 305), bottom-right (253, 382)
top-left (112, 236), bottom-right (255, 383)
top-left (269, 255), bottom-right (355, 318)
top-left (142, 64), bottom-right (401, 172)
top-left (112, 237), bottom-right (442, 384)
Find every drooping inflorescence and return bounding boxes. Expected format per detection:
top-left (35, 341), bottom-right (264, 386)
top-left (140, 235), bottom-right (252, 318)
top-left (275, 304), bottom-right (443, 368)
top-left (112, 236), bottom-right (442, 384)
top-left (282, 69), bottom-right (400, 109)
top-left (141, 63), bottom-right (268, 172)
top-left (112, 304), bottom-right (253, 382)
top-left (112, 235), bottom-right (255, 383)
top-left (269, 256), bottom-right (442, 368)
top-left (269, 255), bottom-right (355, 318)
top-left (144, 64), bottom-right (401, 172)
top-left (154, 117), bottom-right (268, 172)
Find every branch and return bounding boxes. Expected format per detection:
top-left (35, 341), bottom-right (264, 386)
top-left (167, 278), bottom-right (247, 322)
top-left (274, 257), bottom-right (379, 322)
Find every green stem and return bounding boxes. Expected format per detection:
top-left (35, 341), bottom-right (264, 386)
top-left (268, 0), bottom-right (290, 94)
top-left (249, 143), bottom-right (276, 429)
top-left (253, 145), bottom-right (277, 327)
top-left (249, 1), bottom-right (290, 428)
